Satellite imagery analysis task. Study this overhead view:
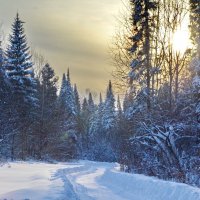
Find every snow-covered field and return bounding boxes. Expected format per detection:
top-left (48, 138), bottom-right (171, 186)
top-left (0, 161), bottom-right (200, 200)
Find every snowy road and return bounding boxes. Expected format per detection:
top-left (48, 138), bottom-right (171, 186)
top-left (0, 161), bottom-right (200, 200)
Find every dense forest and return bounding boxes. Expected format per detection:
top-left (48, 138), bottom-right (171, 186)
top-left (0, 0), bottom-right (200, 188)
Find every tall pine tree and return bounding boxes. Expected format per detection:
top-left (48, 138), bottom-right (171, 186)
top-left (129, 0), bottom-right (157, 110)
top-left (102, 81), bottom-right (116, 132)
top-left (74, 84), bottom-right (81, 115)
top-left (100, 81), bottom-right (117, 161)
top-left (5, 13), bottom-right (38, 159)
top-left (58, 71), bottom-right (78, 159)
top-left (0, 40), bottom-right (12, 159)
top-left (6, 13), bottom-right (37, 106)
top-left (36, 63), bottom-right (58, 159)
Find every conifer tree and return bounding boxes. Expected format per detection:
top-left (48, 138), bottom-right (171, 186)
top-left (66, 69), bottom-right (76, 115)
top-left (88, 92), bottom-right (95, 113)
top-left (93, 81), bottom-right (116, 161)
top-left (36, 63), bottom-right (58, 158)
top-left (98, 93), bottom-right (104, 121)
top-left (59, 73), bottom-right (68, 111)
top-left (117, 95), bottom-right (123, 122)
top-left (5, 13), bottom-right (38, 159)
top-left (6, 13), bottom-right (37, 106)
top-left (74, 84), bottom-right (81, 114)
top-left (102, 81), bottom-right (116, 132)
top-left (58, 71), bottom-right (78, 159)
top-left (82, 98), bottom-right (88, 110)
top-left (79, 97), bottom-right (89, 136)
top-left (89, 93), bottom-right (104, 138)
top-left (58, 71), bottom-right (76, 117)
top-left (129, 0), bottom-right (157, 110)
top-left (0, 41), bottom-right (5, 99)
top-left (84, 93), bottom-right (96, 154)
top-left (87, 93), bottom-right (105, 160)
top-left (57, 73), bottom-right (69, 158)
top-left (0, 41), bottom-right (11, 158)
top-left (80, 97), bottom-right (90, 134)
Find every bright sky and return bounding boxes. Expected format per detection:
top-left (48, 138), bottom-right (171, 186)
top-left (0, 0), bottom-right (123, 95)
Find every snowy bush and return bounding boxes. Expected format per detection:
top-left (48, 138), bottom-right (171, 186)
top-left (121, 123), bottom-right (200, 187)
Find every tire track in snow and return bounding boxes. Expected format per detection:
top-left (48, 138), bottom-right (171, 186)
top-left (55, 169), bottom-right (81, 200)
top-left (55, 161), bottom-right (200, 200)
top-left (59, 162), bottom-right (127, 200)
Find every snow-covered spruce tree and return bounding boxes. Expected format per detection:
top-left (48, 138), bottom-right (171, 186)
top-left (78, 97), bottom-right (90, 157)
top-left (87, 93), bottom-right (105, 161)
top-left (73, 84), bottom-right (84, 157)
top-left (121, 89), bottom-right (148, 171)
top-left (0, 41), bottom-right (12, 159)
top-left (82, 97), bottom-right (88, 112)
top-left (58, 73), bottom-right (68, 113)
top-left (100, 81), bottom-right (117, 161)
top-left (88, 92), bottom-right (96, 114)
top-left (79, 92), bottom-right (97, 159)
top-left (98, 93), bottom-right (104, 123)
top-left (123, 88), bottom-right (146, 138)
top-left (74, 84), bottom-right (81, 115)
top-left (102, 81), bottom-right (116, 132)
top-left (129, 0), bottom-right (157, 110)
top-left (117, 95), bottom-right (123, 124)
top-left (5, 13), bottom-right (38, 160)
top-left (58, 71), bottom-right (78, 160)
top-left (80, 97), bottom-right (90, 135)
top-left (35, 63), bottom-right (58, 159)
top-left (58, 71), bottom-right (76, 123)
top-left (0, 41), bottom-right (6, 106)
top-left (6, 13), bottom-right (37, 106)
top-left (115, 95), bottom-right (132, 164)
top-left (66, 69), bottom-right (76, 115)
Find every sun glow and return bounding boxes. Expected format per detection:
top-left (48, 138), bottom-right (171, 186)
top-left (172, 29), bottom-right (190, 54)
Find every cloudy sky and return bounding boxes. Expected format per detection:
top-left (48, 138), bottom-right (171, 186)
top-left (0, 0), bottom-right (123, 95)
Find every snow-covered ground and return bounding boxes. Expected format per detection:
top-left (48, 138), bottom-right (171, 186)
top-left (0, 160), bottom-right (200, 200)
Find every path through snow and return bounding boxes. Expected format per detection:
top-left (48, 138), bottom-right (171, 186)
top-left (0, 160), bottom-right (200, 200)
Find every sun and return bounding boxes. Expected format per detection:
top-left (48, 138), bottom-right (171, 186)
top-left (172, 29), bottom-right (190, 54)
